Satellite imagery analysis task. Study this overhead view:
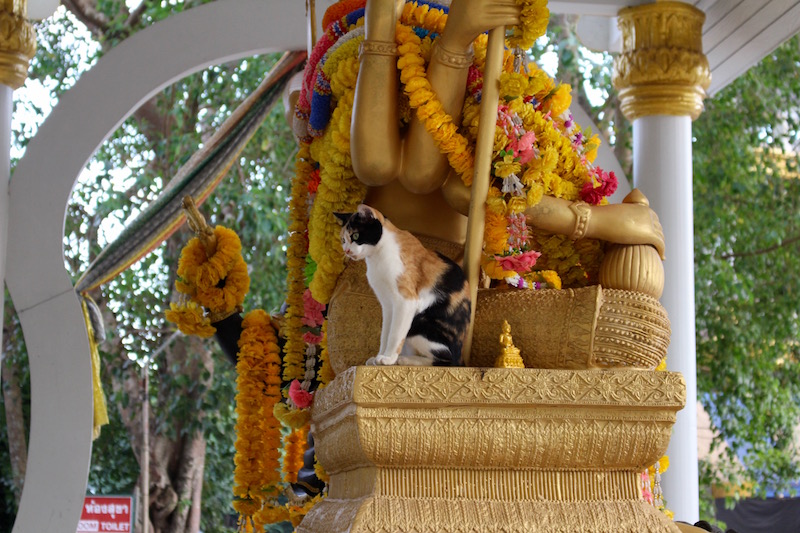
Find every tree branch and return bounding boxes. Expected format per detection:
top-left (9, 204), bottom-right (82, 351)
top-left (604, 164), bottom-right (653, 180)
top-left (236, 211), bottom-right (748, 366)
top-left (133, 97), bottom-right (174, 142)
top-left (125, 0), bottom-right (152, 28)
top-left (720, 233), bottom-right (800, 260)
top-left (62, 0), bottom-right (110, 40)
top-left (1, 335), bottom-right (27, 505)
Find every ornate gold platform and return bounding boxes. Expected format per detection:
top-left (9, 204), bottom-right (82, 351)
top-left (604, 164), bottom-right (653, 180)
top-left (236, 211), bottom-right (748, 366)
top-left (299, 366), bottom-right (685, 532)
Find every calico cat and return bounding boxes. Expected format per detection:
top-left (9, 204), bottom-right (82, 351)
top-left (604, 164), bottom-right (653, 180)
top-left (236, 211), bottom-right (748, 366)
top-left (334, 205), bottom-right (470, 366)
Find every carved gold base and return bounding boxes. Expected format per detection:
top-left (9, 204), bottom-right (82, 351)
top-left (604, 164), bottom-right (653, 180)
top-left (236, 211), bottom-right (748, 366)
top-left (300, 367), bottom-right (685, 532)
top-left (328, 282), bottom-right (671, 373)
top-left (299, 497), bottom-right (679, 532)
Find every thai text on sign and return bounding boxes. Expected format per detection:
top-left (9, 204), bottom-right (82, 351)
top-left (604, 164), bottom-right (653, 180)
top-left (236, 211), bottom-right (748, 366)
top-left (77, 495), bottom-right (133, 532)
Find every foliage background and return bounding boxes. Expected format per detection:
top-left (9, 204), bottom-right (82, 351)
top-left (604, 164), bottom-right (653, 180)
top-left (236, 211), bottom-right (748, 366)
top-left (4, 3), bottom-right (297, 532)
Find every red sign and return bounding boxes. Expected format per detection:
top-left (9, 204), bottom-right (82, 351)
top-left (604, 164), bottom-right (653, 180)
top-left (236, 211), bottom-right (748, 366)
top-left (78, 495), bottom-right (133, 532)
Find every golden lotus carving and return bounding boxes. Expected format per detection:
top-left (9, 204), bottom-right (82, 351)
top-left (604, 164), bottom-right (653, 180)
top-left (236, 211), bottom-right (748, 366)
top-left (0, 2), bottom-right (36, 89)
top-left (612, 1), bottom-right (711, 121)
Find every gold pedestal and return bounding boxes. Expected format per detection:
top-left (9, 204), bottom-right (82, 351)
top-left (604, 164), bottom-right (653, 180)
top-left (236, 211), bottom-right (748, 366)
top-left (300, 367), bottom-right (685, 532)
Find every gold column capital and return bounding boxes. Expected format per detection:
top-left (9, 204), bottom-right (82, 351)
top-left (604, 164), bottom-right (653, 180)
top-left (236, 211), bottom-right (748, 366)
top-left (0, 0), bottom-right (36, 89)
top-left (612, 1), bottom-right (711, 121)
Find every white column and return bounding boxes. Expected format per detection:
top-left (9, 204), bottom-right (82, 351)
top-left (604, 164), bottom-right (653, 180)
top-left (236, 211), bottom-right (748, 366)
top-left (0, 85), bottom-right (10, 344)
top-left (633, 115), bottom-right (699, 523)
top-left (613, 1), bottom-right (709, 521)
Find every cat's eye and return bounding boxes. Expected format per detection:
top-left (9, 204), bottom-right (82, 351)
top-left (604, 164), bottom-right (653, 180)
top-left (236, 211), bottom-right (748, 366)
top-left (352, 232), bottom-right (359, 241)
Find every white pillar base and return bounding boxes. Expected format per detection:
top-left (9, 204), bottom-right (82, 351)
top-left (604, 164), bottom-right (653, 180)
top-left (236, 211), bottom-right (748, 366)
top-left (633, 115), bottom-right (699, 523)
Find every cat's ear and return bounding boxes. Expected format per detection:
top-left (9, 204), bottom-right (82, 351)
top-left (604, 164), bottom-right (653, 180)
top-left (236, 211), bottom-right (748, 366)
top-left (333, 212), bottom-right (352, 226)
top-left (357, 204), bottom-right (380, 220)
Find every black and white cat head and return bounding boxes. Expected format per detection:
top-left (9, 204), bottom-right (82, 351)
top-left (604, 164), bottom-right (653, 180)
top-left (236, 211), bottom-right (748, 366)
top-left (334, 205), bottom-right (384, 261)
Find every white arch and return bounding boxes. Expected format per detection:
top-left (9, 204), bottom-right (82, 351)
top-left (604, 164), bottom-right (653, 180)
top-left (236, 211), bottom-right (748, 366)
top-left (6, 1), bottom-right (305, 531)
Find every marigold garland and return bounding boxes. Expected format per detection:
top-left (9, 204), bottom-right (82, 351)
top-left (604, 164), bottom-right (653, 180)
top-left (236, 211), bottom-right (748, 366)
top-left (506, 0), bottom-right (550, 50)
top-left (166, 225), bottom-right (250, 335)
top-left (288, 494), bottom-right (326, 527)
top-left (232, 310), bottom-right (283, 527)
top-left (284, 141), bottom-right (314, 382)
top-left (395, 18), bottom-right (476, 185)
top-left (317, 319), bottom-right (335, 387)
top-left (174, 226), bottom-right (250, 314)
top-left (164, 301), bottom-right (216, 338)
top-left (282, 424), bottom-right (309, 484)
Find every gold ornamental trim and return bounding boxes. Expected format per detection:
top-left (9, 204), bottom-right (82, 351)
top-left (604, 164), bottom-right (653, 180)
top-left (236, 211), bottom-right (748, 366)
top-left (612, 1), bottom-right (711, 120)
top-left (0, 6), bottom-right (37, 89)
top-left (314, 366), bottom-right (686, 415)
top-left (329, 468), bottom-right (642, 501)
top-left (298, 497), bottom-right (681, 533)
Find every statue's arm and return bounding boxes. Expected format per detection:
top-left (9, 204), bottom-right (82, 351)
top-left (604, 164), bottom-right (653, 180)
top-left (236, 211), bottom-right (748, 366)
top-left (351, 0), bottom-right (403, 186)
top-left (352, 0), bottom-right (521, 191)
top-left (442, 177), bottom-right (665, 257)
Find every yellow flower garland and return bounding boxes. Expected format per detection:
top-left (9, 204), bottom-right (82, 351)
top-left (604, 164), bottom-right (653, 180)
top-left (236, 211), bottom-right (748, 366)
top-left (164, 301), bottom-right (216, 338)
top-left (232, 310), bottom-right (283, 528)
top-left (307, 35), bottom-right (367, 304)
top-left (317, 319), bottom-right (334, 387)
top-left (175, 226), bottom-right (250, 314)
top-left (166, 225), bottom-right (250, 335)
top-left (506, 0), bottom-right (550, 50)
top-left (396, 20), bottom-right (475, 185)
top-left (285, 141), bottom-right (313, 382)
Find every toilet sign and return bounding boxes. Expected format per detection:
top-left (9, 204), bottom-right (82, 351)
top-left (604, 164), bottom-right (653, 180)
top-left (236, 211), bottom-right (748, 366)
top-left (77, 495), bottom-right (134, 532)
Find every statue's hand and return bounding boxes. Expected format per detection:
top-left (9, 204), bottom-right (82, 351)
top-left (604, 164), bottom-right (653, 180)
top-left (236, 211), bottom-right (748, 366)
top-left (592, 190), bottom-right (665, 259)
top-left (441, 0), bottom-right (522, 50)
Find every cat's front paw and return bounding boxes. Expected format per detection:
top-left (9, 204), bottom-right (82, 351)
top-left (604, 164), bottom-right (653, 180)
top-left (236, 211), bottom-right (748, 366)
top-left (365, 354), bottom-right (398, 366)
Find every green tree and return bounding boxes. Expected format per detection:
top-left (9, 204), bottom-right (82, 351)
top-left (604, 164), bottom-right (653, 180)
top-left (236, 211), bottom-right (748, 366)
top-left (693, 36), bottom-right (800, 507)
top-left (545, 21), bottom-right (800, 515)
top-left (3, 3), bottom-right (297, 532)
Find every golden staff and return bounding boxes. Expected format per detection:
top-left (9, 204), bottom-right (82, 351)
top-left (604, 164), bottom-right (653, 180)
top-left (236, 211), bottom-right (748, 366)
top-left (307, 0), bottom-right (318, 50)
top-left (462, 27), bottom-right (505, 366)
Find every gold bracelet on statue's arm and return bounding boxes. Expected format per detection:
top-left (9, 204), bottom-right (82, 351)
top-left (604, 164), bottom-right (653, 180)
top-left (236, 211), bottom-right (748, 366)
top-left (359, 40), bottom-right (398, 59)
top-left (568, 201), bottom-right (591, 240)
top-left (432, 40), bottom-right (474, 69)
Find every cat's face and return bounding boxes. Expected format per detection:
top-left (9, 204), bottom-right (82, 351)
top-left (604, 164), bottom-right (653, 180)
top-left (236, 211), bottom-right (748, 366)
top-left (334, 205), bottom-right (383, 261)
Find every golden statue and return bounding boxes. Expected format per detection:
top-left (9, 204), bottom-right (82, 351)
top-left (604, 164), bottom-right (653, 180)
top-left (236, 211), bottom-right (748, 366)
top-left (352, 0), bottom-right (665, 254)
top-left (289, 1), bottom-right (687, 531)
top-left (494, 319), bottom-right (524, 368)
top-left (314, 0), bottom-right (670, 373)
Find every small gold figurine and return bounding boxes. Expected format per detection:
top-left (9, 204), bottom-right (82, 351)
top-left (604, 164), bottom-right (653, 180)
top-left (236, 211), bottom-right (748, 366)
top-left (494, 320), bottom-right (525, 368)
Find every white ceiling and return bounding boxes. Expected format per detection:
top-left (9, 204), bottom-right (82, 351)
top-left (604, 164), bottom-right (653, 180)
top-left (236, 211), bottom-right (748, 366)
top-left (558, 0), bottom-right (800, 96)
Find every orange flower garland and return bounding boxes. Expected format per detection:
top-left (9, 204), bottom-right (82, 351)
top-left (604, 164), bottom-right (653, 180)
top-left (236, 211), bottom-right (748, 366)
top-left (282, 424), bottom-right (309, 484)
top-left (166, 226), bottom-right (250, 336)
top-left (175, 226), bottom-right (250, 315)
top-left (232, 310), bottom-right (283, 529)
top-left (164, 301), bottom-right (217, 338)
top-left (395, 19), bottom-right (476, 185)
